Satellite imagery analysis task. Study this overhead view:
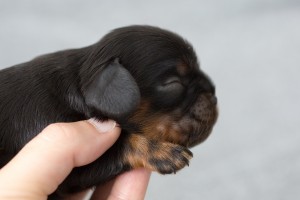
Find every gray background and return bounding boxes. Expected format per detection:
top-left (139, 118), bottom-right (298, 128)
top-left (1, 0), bottom-right (299, 199)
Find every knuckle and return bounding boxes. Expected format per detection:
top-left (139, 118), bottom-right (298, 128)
top-left (43, 123), bottom-right (77, 140)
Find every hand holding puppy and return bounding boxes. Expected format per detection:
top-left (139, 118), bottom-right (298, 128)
top-left (0, 119), bottom-right (150, 200)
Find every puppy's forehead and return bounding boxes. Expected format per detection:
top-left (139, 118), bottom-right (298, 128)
top-left (112, 26), bottom-right (197, 58)
top-left (99, 25), bottom-right (200, 77)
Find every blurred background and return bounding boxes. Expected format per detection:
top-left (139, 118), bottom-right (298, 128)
top-left (1, 0), bottom-right (299, 199)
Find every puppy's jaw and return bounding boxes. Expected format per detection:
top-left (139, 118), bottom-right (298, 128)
top-left (128, 94), bottom-right (218, 148)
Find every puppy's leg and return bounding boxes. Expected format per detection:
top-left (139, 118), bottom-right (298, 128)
top-left (124, 134), bottom-right (193, 174)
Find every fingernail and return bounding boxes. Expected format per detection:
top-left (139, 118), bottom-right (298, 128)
top-left (88, 118), bottom-right (117, 133)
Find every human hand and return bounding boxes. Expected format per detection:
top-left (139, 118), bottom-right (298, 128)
top-left (0, 119), bottom-right (151, 200)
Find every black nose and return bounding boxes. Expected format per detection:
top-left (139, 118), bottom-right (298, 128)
top-left (210, 95), bottom-right (218, 105)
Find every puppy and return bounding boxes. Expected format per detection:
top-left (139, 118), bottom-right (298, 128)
top-left (0, 25), bottom-right (218, 198)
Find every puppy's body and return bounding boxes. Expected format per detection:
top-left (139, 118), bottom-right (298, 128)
top-left (0, 49), bottom-right (86, 151)
top-left (0, 25), bottom-right (218, 198)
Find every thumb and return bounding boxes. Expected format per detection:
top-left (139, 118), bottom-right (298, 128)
top-left (0, 119), bottom-right (120, 199)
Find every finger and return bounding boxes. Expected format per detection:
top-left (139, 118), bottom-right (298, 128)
top-left (0, 119), bottom-right (120, 198)
top-left (91, 169), bottom-right (151, 200)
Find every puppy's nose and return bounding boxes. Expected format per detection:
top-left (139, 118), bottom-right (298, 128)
top-left (209, 95), bottom-right (217, 105)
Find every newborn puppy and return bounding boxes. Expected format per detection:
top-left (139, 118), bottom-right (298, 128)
top-left (0, 25), bottom-right (218, 198)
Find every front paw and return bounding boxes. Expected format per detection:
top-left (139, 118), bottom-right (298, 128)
top-left (148, 143), bottom-right (193, 174)
top-left (124, 134), bottom-right (193, 174)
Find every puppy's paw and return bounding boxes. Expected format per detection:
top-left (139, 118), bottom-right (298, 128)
top-left (148, 143), bottom-right (193, 174)
top-left (124, 134), bottom-right (193, 174)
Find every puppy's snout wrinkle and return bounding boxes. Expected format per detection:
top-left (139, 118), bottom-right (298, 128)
top-left (198, 75), bottom-right (215, 95)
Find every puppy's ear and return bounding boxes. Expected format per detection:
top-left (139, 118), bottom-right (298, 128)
top-left (83, 59), bottom-right (140, 120)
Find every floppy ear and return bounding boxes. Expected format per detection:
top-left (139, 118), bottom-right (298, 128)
top-left (82, 59), bottom-right (140, 120)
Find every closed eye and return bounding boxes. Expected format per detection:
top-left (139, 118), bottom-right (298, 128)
top-left (162, 77), bottom-right (183, 86)
top-left (153, 76), bottom-right (185, 108)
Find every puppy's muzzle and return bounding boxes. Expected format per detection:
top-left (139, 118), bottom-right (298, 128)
top-left (191, 94), bottom-right (217, 121)
top-left (185, 93), bottom-right (218, 147)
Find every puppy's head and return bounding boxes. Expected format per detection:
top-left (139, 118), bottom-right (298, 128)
top-left (82, 25), bottom-right (218, 147)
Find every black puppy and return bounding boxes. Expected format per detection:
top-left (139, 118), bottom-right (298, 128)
top-left (0, 25), bottom-right (218, 198)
